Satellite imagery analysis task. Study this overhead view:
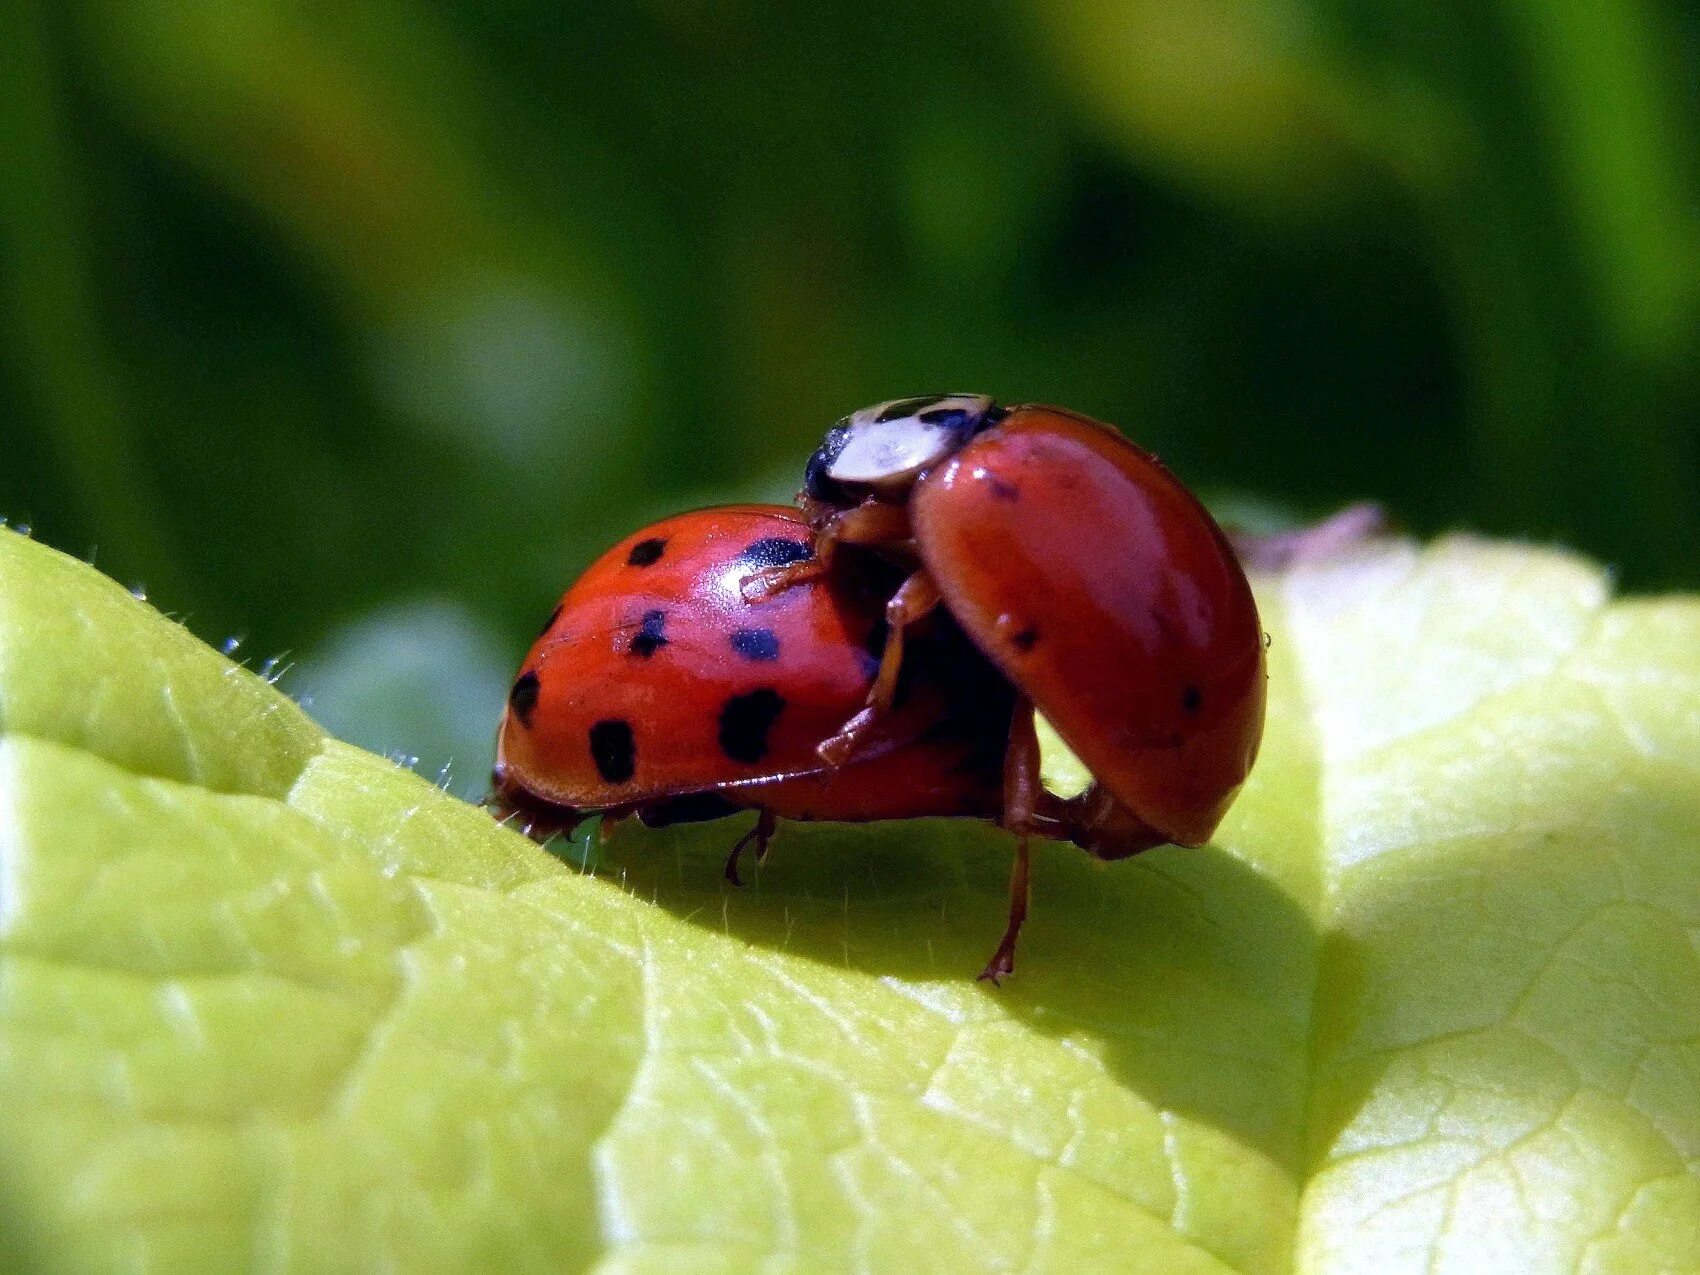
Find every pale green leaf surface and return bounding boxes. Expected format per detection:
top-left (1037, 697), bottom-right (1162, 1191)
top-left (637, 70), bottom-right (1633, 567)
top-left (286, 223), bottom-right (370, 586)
top-left (1, 527), bottom-right (1697, 1272)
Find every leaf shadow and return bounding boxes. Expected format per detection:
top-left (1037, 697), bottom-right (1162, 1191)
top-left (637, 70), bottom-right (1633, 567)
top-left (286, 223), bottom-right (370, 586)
top-left (593, 812), bottom-right (1321, 1175)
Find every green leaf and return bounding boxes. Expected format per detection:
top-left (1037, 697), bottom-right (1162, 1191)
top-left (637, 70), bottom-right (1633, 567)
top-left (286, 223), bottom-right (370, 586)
top-left (2, 526), bottom-right (1698, 1270)
top-left (1035, 712), bottom-right (1094, 801)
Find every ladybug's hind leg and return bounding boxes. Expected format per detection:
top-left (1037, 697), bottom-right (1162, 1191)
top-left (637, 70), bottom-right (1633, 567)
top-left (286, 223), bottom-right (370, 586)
top-left (980, 697), bottom-right (1042, 984)
top-left (817, 569), bottom-right (940, 767)
top-left (1056, 786), bottom-right (1168, 860)
top-left (724, 807), bottom-right (778, 886)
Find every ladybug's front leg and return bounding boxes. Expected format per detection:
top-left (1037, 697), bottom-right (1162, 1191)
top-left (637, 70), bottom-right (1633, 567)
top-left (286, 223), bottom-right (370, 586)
top-left (815, 568), bottom-right (940, 766)
top-left (980, 697), bottom-right (1042, 984)
top-left (740, 499), bottom-right (912, 602)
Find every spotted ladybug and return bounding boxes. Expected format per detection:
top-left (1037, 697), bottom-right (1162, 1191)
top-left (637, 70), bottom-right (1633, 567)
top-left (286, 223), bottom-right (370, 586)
top-left (491, 504), bottom-right (1015, 883)
top-left (752, 395), bottom-right (1268, 978)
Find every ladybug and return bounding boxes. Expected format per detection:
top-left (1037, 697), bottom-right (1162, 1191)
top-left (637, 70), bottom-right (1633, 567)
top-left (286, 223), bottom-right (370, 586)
top-left (491, 504), bottom-right (1015, 884)
top-left (749, 395), bottom-right (1268, 979)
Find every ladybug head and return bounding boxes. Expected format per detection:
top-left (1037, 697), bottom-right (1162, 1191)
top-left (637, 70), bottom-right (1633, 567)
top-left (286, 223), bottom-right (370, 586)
top-left (804, 393), bottom-right (1003, 507)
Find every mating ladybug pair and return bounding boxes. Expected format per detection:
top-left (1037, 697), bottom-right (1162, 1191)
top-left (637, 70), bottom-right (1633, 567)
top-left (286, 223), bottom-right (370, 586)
top-left (491, 396), bottom-right (1267, 980)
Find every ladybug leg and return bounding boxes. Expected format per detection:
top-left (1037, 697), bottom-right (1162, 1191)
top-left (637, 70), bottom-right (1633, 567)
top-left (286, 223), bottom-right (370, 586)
top-left (867, 570), bottom-right (939, 715)
top-left (724, 807), bottom-right (778, 886)
top-left (752, 807), bottom-right (777, 863)
top-left (980, 697), bottom-right (1042, 984)
top-left (1057, 786), bottom-right (1168, 860)
top-left (979, 840), bottom-right (1031, 985)
top-left (740, 535), bottom-right (837, 602)
top-left (740, 500), bottom-right (912, 602)
top-left (826, 497), bottom-right (913, 546)
top-left (815, 569), bottom-right (940, 767)
top-left (814, 707), bottom-right (879, 766)
top-left (482, 771), bottom-right (585, 844)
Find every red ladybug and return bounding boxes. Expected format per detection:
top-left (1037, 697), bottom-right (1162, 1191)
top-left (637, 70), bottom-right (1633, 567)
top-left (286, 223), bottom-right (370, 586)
top-left (491, 504), bottom-right (1014, 882)
top-left (751, 395), bottom-right (1268, 978)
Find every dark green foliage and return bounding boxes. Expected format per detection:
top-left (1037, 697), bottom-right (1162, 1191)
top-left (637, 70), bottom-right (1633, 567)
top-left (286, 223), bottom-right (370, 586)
top-left (4, 0), bottom-right (1698, 668)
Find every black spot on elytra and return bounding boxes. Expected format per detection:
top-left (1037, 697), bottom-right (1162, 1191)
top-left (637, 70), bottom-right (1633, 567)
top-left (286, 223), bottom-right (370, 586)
top-left (508, 670), bottom-right (541, 728)
top-left (729, 627), bottom-right (780, 661)
top-left (1181, 685), bottom-right (1204, 713)
top-left (737, 537), bottom-right (813, 571)
top-left (629, 609), bottom-right (669, 658)
top-left (987, 475), bottom-right (1021, 501)
top-left (626, 538), bottom-right (666, 567)
top-left (1010, 626), bottom-right (1039, 653)
top-left (875, 395), bottom-right (944, 422)
top-left (588, 719), bottom-right (636, 783)
top-left (718, 689), bottom-right (786, 764)
top-left (536, 604), bottom-right (563, 639)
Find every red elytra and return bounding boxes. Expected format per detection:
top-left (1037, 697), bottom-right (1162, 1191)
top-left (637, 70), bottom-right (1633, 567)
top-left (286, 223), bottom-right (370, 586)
top-left (753, 395), bottom-right (1268, 978)
top-left (911, 407), bottom-right (1266, 847)
top-left (491, 504), bottom-right (1013, 879)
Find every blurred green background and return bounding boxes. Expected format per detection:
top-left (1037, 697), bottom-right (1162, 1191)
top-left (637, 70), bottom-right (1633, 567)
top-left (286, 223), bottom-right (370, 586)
top-left (3, 0), bottom-right (1698, 792)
